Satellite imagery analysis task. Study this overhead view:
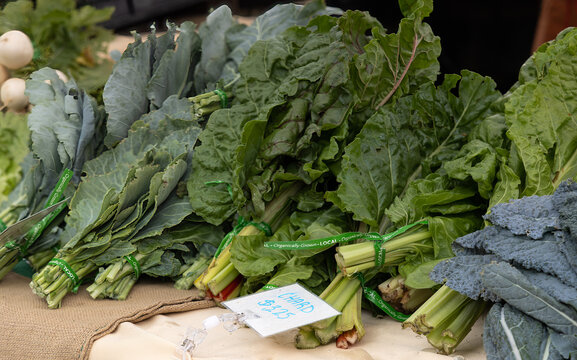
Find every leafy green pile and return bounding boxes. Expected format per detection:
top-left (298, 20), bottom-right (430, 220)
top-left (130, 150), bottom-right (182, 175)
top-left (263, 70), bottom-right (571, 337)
top-left (0, 111), bottom-right (29, 206)
top-left (0, 0), bottom-right (115, 95)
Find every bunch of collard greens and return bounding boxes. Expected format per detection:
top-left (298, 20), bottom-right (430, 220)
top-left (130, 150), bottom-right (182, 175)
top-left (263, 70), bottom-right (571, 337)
top-left (0, 68), bottom-right (105, 280)
top-left (30, 95), bottom-right (204, 308)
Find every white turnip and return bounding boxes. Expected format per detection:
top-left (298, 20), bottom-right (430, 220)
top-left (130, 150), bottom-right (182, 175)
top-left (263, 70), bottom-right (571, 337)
top-left (1, 77), bottom-right (29, 112)
top-left (0, 30), bottom-right (34, 70)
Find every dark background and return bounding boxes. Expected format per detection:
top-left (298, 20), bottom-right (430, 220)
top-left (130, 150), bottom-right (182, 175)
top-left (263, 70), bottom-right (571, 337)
top-left (78, 0), bottom-right (543, 93)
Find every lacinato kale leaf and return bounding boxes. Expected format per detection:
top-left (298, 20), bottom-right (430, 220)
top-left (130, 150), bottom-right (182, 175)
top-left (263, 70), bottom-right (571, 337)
top-left (482, 262), bottom-right (577, 336)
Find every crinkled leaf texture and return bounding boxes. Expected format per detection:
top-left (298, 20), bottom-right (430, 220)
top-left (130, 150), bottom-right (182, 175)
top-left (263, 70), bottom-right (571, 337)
top-left (482, 262), bottom-right (577, 336)
top-left (502, 28), bottom-right (577, 198)
top-left (328, 70), bottom-right (501, 231)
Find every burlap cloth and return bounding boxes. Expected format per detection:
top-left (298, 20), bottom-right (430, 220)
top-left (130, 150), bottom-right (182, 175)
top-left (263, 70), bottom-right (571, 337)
top-left (0, 272), bottom-right (216, 360)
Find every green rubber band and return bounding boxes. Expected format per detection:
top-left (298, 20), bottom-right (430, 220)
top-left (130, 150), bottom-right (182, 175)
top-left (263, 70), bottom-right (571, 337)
top-left (213, 89), bottom-right (228, 108)
top-left (4, 241), bottom-right (18, 250)
top-left (124, 255), bottom-right (141, 279)
top-left (21, 168), bottom-right (73, 254)
top-left (214, 216), bottom-right (248, 257)
top-left (205, 180), bottom-right (234, 200)
top-left (248, 221), bottom-right (272, 237)
top-left (356, 273), bottom-right (409, 322)
top-left (48, 258), bottom-right (79, 288)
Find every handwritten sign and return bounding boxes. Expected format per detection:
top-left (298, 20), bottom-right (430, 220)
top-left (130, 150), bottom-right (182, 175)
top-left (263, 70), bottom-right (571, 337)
top-left (221, 283), bottom-right (340, 337)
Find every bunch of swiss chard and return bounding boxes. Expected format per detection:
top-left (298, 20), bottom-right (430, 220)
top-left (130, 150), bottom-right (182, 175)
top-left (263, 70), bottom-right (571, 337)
top-left (0, 67), bottom-right (106, 280)
top-left (401, 25), bottom-right (577, 355)
top-left (187, 0), bottom-right (441, 307)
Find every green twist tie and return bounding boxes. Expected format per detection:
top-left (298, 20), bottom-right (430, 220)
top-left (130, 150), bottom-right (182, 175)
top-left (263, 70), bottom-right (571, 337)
top-left (31, 41), bottom-right (41, 60)
top-left (213, 217), bottom-right (273, 258)
top-left (247, 220), bottom-right (272, 237)
top-left (0, 219), bottom-right (7, 232)
top-left (124, 255), bottom-right (141, 279)
top-left (214, 216), bottom-right (248, 257)
top-left (48, 258), bottom-right (80, 290)
top-left (4, 241), bottom-right (18, 250)
top-left (357, 273), bottom-right (409, 322)
top-left (213, 89), bottom-right (228, 108)
top-left (372, 219), bottom-right (429, 267)
top-left (205, 180), bottom-right (234, 200)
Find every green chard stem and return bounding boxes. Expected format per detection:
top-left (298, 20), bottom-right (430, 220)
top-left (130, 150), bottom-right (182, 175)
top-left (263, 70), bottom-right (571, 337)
top-left (335, 229), bottom-right (432, 274)
top-left (402, 285), bottom-right (471, 335)
top-left (196, 183), bottom-right (302, 297)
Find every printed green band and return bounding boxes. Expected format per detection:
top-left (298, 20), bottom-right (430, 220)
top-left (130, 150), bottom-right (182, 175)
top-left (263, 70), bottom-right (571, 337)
top-left (205, 180), bottom-right (234, 200)
top-left (0, 219), bottom-right (7, 232)
top-left (21, 168), bottom-right (73, 253)
top-left (357, 273), bottom-right (409, 322)
top-left (264, 232), bottom-right (382, 250)
top-left (49, 258), bottom-right (79, 288)
top-left (213, 89), bottom-right (228, 108)
top-left (380, 220), bottom-right (428, 241)
top-left (124, 255), bottom-right (141, 279)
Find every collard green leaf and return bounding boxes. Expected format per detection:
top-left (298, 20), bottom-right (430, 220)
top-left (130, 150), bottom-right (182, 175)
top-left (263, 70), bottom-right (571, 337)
top-left (103, 33), bottom-right (154, 147)
top-left (194, 5), bottom-right (236, 93)
top-left (147, 21), bottom-right (201, 108)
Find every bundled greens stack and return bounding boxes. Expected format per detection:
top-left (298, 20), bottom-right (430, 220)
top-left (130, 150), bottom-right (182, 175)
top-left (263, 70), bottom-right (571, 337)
top-left (87, 218), bottom-right (223, 299)
top-left (426, 181), bottom-right (577, 358)
top-left (30, 95), bottom-right (203, 308)
top-left (0, 68), bottom-right (106, 279)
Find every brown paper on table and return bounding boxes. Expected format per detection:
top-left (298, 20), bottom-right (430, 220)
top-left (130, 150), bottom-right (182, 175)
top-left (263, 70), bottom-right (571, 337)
top-left (0, 272), bottom-right (216, 360)
top-left (91, 302), bottom-right (488, 360)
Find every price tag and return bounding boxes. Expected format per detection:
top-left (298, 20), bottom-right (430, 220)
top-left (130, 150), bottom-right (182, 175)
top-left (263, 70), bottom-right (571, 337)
top-left (221, 283), bottom-right (340, 337)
